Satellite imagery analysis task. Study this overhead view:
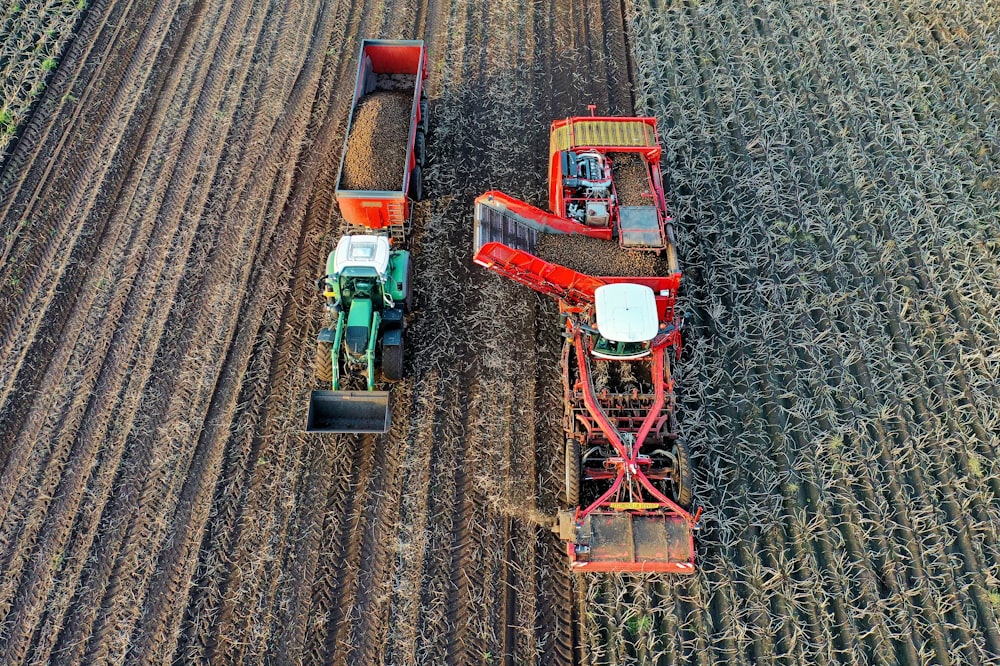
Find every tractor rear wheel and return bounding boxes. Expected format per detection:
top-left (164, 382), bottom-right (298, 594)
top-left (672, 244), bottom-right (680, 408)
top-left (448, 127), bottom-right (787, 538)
top-left (415, 129), bottom-right (426, 167)
top-left (565, 439), bottom-right (581, 507)
top-left (672, 440), bottom-right (693, 509)
top-left (382, 331), bottom-right (404, 381)
top-left (316, 340), bottom-right (333, 384)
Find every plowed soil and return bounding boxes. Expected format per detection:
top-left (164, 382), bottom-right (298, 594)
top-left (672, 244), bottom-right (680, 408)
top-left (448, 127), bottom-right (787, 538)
top-left (2, 0), bottom-right (999, 664)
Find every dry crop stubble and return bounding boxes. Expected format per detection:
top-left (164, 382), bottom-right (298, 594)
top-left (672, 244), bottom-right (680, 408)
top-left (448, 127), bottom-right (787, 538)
top-left (0, 0), bottom-right (88, 159)
top-left (618, 0), bottom-right (1000, 662)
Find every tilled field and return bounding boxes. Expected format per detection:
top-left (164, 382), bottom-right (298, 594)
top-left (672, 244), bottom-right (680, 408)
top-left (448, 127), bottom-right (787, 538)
top-left (0, 0), bottom-right (998, 665)
top-left (0, 0), bottom-right (628, 662)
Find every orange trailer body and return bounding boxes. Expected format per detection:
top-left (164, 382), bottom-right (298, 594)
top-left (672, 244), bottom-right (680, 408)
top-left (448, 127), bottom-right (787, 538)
top-left (335, 39), bottom-right (428, 238)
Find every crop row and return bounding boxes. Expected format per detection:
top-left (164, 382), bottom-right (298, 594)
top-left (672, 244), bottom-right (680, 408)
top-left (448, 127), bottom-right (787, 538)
top-left (595, 0), bottom-right (1000, 663)
top-left (0, 0), bottom-right (86, 160)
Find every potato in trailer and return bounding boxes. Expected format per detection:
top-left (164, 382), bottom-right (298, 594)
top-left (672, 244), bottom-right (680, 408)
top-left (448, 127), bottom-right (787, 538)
top-left (334, 39), bottom-right (428, 245)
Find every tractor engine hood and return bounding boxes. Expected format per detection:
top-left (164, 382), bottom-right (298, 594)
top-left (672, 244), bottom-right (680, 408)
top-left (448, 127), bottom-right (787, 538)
top-left (345, 298), bottom-right (373, 354)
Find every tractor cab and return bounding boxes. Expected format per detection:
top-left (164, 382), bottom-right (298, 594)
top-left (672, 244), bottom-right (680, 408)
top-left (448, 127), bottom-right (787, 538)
top-left (591, 283), bottom-right (658, 360)
top-left (327, 235), bottom-right (392, 303)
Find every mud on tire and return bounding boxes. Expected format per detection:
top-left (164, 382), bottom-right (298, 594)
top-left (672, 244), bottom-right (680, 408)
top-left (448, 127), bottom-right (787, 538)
top-left (565, 439), bottom-right (581, 507)
top-left (316, 340), bottom-right (333, 384)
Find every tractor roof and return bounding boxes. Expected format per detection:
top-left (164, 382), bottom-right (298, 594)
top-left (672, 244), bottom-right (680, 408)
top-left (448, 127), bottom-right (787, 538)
top-left (594, 283), bottom-right (659, 343)
top-left (334, 235), bottom-right (391, 275)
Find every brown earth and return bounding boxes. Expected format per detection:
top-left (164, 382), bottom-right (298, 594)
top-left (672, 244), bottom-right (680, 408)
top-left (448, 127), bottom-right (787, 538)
top-left (0, 0), bottom-right (634, 663)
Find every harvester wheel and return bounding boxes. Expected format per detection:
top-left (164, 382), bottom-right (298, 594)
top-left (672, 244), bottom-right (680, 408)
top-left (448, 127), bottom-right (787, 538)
top-left (316, 340), bottom-right (333, 384)
top-left (565, 439), bottom-right (581, 507)
top-left (665, 224), bottom-right (680, 273)
top-left (673, 440), bottom-right (693, 509)
top-left (382, 331), bottom-right (404, 381)
top-left (410, 165), bottom-right (423, 202)
top-left (419, 99), bottom-right (428, 134)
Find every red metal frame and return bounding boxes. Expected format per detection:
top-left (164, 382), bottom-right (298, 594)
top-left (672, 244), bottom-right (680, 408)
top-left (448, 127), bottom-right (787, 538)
top-left (474, 227), bottom-right (696, 574)
top-left (474, 111), bottom-right (696, 573)
top-left (478, 190), bottom-right (612, 240)
top-left (565, 332), bottom-right (696, 572)
top-left (547, 116), bottom-right (672, 251)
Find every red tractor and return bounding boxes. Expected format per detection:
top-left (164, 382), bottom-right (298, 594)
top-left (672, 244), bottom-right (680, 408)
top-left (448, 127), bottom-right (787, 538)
top-left (473, 113), bottom-right (698, 573)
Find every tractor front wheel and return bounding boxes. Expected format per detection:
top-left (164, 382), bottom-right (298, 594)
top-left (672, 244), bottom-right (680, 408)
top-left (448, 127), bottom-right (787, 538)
top-left (316, 340), bottom-right (333, 384)
top-left (382, 331), bottom-right (404, 381)
top-left (565, 439), bottom-right (581, 507)
top-left (672, 439), bottom-right (693, 509)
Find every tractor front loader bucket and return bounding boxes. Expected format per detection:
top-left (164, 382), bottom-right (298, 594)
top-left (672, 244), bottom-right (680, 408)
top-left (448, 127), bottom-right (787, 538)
top-left (306, 390), bottom-right (391, 433)
top-left (559, 510), bottom-right (695, 573)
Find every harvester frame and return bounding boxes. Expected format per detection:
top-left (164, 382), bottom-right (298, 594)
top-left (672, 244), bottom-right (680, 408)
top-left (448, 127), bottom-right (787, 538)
top-left (472, 111), bottom-right (699, 573)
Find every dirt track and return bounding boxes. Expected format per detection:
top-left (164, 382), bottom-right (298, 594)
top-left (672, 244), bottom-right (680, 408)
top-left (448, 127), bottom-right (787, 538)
top-left (0, 0), bottom-right (631, 662)
top-left (3, 0), bottom-right (1000, 664)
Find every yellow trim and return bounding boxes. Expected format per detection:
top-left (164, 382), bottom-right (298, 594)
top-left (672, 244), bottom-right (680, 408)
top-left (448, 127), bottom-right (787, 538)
top-left (549, 119), bottom-right (656, 157)
top-left (608, 502), bottom-right (661, 511)
top-left (324, 291), bottom-right (337, 298)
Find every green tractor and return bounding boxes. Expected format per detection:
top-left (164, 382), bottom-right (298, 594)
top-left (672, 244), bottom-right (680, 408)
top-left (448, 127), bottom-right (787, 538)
top-left (306, 234), bottom-right (411, 433)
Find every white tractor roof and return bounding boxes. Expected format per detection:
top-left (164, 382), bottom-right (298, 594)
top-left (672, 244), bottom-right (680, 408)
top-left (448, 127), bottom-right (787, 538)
top-left (594, 283), bottom-right (659, 342)
top-left (334, 235), bottom-right (391, 275)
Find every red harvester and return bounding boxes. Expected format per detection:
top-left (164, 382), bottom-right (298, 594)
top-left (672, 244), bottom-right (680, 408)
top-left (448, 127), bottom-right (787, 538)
top-left (473, 112), bottom-right (699, 573)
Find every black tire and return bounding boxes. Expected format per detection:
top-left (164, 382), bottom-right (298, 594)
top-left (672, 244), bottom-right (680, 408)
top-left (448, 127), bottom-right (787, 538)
top-left (403, 261), bottom-right (413, 313)
top-left (565, 439), bottom-right (581, 507)
top-left (409, 164), bottom-right (423, 202)
top-left (419, 98), bottom-right (428, 134)
top-left (382, 332), bottom-right (404, 381)
top-left (415, 129), bottom-right (426, 167)
top-left (672, 440), bottom-right (693, 509)
top-left (316, 340), bottom-right (333, 384)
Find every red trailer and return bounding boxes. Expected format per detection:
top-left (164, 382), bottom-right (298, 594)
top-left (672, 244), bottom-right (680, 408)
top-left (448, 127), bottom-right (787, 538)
top-left (335, 39), bottom-right (428, 242)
